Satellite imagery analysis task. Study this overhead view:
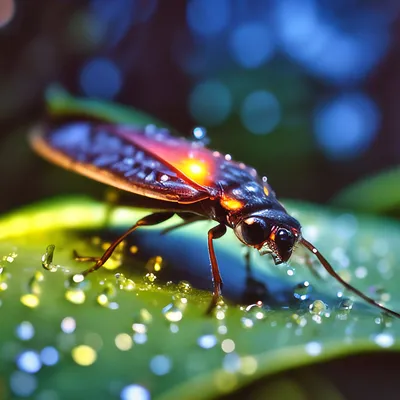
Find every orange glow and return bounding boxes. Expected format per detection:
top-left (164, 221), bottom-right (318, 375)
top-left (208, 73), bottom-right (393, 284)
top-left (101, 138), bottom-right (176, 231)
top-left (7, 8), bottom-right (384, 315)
top-left (269, 232), bottom-right (276, 241)
top-left (220, 195), bottom-right (243, 211)
top-left (263, 186), bottom-right (269, 196)
top-left (179, 159), bottom-right (209, 185)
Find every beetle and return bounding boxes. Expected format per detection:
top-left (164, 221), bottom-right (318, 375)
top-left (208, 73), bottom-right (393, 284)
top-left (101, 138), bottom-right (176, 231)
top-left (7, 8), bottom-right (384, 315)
top-left (30, 121), bottom-right (400, 317)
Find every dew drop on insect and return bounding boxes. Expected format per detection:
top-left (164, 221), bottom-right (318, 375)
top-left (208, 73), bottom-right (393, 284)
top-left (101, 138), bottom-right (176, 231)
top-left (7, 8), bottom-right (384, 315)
top-left (16, 350), bottom-right (42, 373)
top-left (115, 333), bottom-right (133, 351)
top-left (41, 244), bottom-right (58, 272)
top-left (61, 317), bottom-right (76, 334)
top-left (293, 281), bottom-right (312, 301)
top-left (16, 321), bottom-right (35, 341)
top-left (373, 332), bottom-right (395, 348)
top-left (120, 384), bottom-right (150, 400)
top-left (71, 345), bottom-right (97, 366)
top-left (150, 355), bottom-right (172, 376)
top-left (305, 341), bottom-right (322, 356)
top-left (10, 371), bottom-right (37, 397)
top-left (309, 300), bottom-right (327, 316)
top-left (197, 334), bottom-right (218, 349)
top-left (193, 126), bottom-right (207, 140)
top-left (162, 303), bottom-right (183, 322)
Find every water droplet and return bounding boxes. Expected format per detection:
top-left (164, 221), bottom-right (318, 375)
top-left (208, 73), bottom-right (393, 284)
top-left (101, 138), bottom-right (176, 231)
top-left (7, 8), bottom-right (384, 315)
top-left (197, 334), bottom-right (218, 349)
top-left (217, 325), bottom-right (228, 335)
top-left (223, 352), bottom-right (241, 372)
top-left (71, 345), bottom-right (97, 366)
top-left (20, 294), bottom-right (40, 308)
top-left (115, 273), bottom-right (135, 291)
top-left (16, 321), bottom-right (35, 341)
top-left (41, 245), bottom-right (58, 272)
top-left (293, 281), bottom-right (312, 301)
top-left (16, 350), bottom-right (42, 373)
top-left (65, 289), bottom-right (86, 304)
top-left (10, 371), bottom-right (37, 397)
top-left (144, 272), bottom-right (157, 285)
top-left (115, 333), bottom-right (133, 351)
top-left (305, 341), bottom-right (322, 356)
top-left (61, 317), bottom-right (76, 334)
top-left (40, 347), bottom-right (59, 366)
top-left (177, 280), bottom-right (192, 294)
top-left (221, 339), bottom-right (235, 353)
top-left (146, 256), bottom-right (163, 272)
top-left (0, 264), bottom-right (11, 291)
top-left (193, 126), bottom-right (207, 140)
top-left (65, 275), bottom-right (89, 304)
top-left (373, 332), bottom-right (395, 348)
top-left (150, 355), bottom-right (172, 375)
top-left (338, 298), bottom-right (353, 311)
top-left (162, 303), bottom-right (183, 322)
top-left (4, 251), bottom-right (18, 263)
top-left (309, 300), bottom-right (327, 315)
top-left (120, 384), bottom-right (150, 400)
top-left (354, 266), bottom-right (368, 279)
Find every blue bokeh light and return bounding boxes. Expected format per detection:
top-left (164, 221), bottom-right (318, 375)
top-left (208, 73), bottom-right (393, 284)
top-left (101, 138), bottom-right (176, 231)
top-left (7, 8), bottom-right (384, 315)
top-left (274, 0), bottom-right (390, 84)
top-left (229, 23), bottom-right (275, 69)
top-left (186, 0), bottom-right (230, 37)
top-left (80, 58), bottom-right (122, 99)
top-left (314, 92), bottom-right (380, 160)
top-left (241, 90), bottom-right (281, 135)
top-left (189, 80), bottom-right (232, 126)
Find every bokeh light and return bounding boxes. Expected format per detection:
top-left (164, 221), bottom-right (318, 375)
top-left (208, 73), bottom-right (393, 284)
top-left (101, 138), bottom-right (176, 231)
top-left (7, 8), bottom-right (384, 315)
top-left (241, 90), bottom-right (281, 135)
top-left (186, 0), bottom-right (230, 37)
top-left (229, 23), bottom-right (275, 69)
top-left (189, 80), bottom-right (232, 126)
top-left (314, 92), bottom-right (380, 160)
top-left (80, 58), bottom-right (122, 99)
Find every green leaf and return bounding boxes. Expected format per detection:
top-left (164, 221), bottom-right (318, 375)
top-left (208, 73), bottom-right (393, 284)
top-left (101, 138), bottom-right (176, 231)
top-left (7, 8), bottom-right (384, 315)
top-left (46, 86), bottom-right (166, 126)
top-left (0, 198), bottom-right (399, 399)
top-left (330, 167), bottom-right (400, 214)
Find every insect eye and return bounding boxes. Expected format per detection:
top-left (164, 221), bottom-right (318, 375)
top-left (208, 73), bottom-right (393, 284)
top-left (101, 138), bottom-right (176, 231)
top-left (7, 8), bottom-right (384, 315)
top-left (274, 228), bottom-right (295, 261)
top-left (236, 217), bottom-right (269, 245)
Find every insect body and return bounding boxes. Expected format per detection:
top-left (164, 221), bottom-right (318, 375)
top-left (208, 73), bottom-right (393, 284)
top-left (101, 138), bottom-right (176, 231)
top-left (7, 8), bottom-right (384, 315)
top-left (30, 122), bottom-right (400, 317)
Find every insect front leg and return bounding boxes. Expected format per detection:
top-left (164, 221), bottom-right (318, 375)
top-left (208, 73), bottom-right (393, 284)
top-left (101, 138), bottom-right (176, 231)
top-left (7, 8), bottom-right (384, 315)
top-left (78, 212), bottom-right (175, 276)
top-left (206, 223), bottom-right (227, 314)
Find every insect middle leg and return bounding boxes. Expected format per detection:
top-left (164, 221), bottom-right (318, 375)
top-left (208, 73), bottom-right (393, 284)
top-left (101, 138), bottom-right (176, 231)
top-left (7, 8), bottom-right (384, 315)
top-left (206, 223), bottom-right (227, 314)
top-left (75, 212), bottom-right (175, 276)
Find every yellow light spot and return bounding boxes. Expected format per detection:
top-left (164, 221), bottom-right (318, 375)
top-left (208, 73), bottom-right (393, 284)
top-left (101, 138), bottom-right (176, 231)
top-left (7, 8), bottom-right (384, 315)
top-left (65, 289), bottom-right (86, 304)
top-left (239, 356), bottom-right (258, 375)
top-left (20, 294), bottom-right (39, 308)
top-left (130, 245), bottom-right (138, 254)
top-left (263, 186), bottom-right (269, 196)
top-left (180, 159), bottom-right (209, 184)
top-left (220, 196), bottom-right (242, 211)
top-left (115, 333), bottom-right (133, 351)
top-left (71, 345), bottom-right (97, 366)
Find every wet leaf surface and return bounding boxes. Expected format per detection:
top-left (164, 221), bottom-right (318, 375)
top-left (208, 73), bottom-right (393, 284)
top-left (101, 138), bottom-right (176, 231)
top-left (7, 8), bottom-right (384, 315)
top-left (0, 198), bottom-right (399, 399)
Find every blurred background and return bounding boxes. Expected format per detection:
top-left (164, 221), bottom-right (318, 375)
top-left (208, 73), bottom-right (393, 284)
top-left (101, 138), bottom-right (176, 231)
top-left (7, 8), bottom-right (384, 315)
top-left (1, 0), bottom-right (400, 213)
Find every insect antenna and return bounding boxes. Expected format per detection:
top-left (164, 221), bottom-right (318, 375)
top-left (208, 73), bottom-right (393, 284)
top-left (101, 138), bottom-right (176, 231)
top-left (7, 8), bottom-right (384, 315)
top-left (301, 238), bottom-right (400, 319)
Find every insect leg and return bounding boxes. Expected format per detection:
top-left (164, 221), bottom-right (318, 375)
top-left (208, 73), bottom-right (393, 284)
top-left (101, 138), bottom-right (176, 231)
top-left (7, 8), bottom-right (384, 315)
top-left (206, 223), bottom-right (227, 314)
top-left (301, 238), bottom-right (400, 319)
top-left (79, 212), bottom-right (175, 276)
